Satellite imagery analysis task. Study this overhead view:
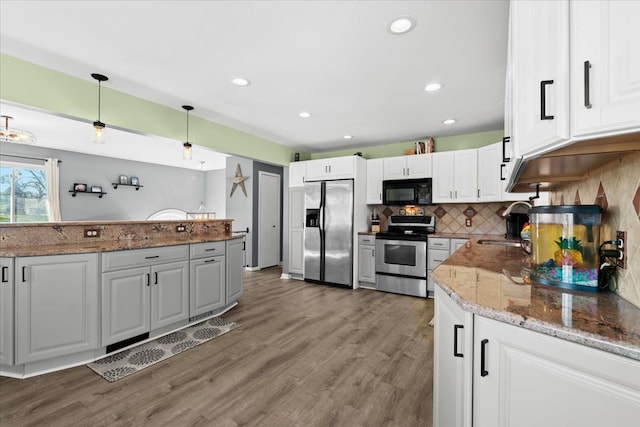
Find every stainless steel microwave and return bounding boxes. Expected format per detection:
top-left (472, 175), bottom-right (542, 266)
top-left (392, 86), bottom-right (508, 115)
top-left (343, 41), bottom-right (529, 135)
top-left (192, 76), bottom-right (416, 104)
top-left (382, 178), bottom-right (432, 205)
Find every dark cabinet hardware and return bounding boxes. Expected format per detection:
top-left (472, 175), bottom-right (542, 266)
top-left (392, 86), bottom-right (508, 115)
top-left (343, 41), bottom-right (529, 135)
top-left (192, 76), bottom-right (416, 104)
top-left (1, 266), bottom-right (7, 283)
top-left (454, 324), bottom-right (464, 357)
top-left (502, 136), bottom-right (511, 162)
top-left (540, 80), bottom-right (555, 120)
top-left (204, 259), bottom-right (217, 263)
top-left (481, 339), bottom-right (489, 377)
top-left (145, 255), bottom-right (160, 259)
top-left (584, 60), bottom-right (592, 109)
top-left (204, 248), bottom-right (217, 252)
top-left (22, 266), bottom-right (27, 283)
top-left (154, 272), bottom-right (158, 285)
top-left (146, 273), bottom-right (150, 287)
top-left (500, 164), bottom-right (506, 181)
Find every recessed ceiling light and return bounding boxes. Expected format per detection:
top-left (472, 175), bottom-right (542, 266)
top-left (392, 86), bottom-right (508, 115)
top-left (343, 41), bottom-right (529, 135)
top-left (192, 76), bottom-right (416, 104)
top-left (343, 135), bottom-right (353, 140)
top-left (442, 119), bottom-right (457, 125)
top-left (299, 112), bottom-right (312, 118)
top-left (425, 82), bottom-right (443, 92)
top-left (389, 17), bottom-right (416, 34)
top-left (231, 77), bottom-right (250, 86)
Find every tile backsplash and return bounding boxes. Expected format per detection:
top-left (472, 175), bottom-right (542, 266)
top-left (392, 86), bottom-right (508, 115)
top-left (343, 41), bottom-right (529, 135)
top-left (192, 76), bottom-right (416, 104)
top-left (370, 201), bottom-right (531, 237)
top-left (551, 152), bottom-right (640, 309)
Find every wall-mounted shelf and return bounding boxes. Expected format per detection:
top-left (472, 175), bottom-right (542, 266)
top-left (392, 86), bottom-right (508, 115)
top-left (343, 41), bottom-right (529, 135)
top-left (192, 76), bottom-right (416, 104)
top-left (69, 190), bottom-right (107, 198)
top-left (112, 183), bottom-right (143, 190)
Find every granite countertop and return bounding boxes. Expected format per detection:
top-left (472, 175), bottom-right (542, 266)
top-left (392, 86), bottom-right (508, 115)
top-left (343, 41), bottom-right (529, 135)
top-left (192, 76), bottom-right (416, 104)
top-left (431, 241), bottom-right (640, 361)
top-left (1, 235), bottom-right (243, 257)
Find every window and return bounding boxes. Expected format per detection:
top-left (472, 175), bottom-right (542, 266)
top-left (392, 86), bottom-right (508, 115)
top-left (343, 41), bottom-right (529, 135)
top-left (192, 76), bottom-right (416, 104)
top-left (0, 161), bottom-right (49, 222)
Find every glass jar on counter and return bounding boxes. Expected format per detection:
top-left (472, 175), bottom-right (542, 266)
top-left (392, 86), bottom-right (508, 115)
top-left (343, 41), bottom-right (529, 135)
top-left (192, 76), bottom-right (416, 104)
top-left (529, 205), bottom-right (602, 291)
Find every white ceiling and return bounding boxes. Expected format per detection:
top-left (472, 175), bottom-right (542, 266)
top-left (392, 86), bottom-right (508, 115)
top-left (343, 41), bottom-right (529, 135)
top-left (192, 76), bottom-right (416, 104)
top-left (0, 0), bottom-right (509, 167)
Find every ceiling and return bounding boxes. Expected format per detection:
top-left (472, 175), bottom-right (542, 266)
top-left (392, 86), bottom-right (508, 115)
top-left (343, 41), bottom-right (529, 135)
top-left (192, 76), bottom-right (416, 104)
top-left (0, 0), bottom-right (509, 168)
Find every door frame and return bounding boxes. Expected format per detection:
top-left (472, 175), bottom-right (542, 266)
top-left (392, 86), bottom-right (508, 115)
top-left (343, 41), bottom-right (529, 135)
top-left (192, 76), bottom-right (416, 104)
top-left (258, 171), bottom-right (281, 269)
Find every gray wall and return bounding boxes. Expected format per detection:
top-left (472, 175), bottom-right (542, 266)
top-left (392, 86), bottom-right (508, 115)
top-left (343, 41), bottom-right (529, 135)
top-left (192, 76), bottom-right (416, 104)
top-left (1, 143), bottom-right (215, 221)
top-left (204, 169), bottom-right (226, 219)
top-left (225, 156), bottom-right (254, 267)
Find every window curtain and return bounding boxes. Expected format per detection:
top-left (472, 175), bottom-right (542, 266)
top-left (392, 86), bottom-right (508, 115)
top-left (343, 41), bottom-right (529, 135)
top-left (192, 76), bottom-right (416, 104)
top-left (45, 158), bottom-right (61, 221)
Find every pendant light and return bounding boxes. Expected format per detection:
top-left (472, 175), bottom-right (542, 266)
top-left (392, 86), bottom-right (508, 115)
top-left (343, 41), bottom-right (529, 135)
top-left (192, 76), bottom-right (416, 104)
top-left (91, 73), bottom-right (108, 144)
top-left (0, 115), bottom-right (37, 144)
top-left (182, 105), bottom-right (194, 160)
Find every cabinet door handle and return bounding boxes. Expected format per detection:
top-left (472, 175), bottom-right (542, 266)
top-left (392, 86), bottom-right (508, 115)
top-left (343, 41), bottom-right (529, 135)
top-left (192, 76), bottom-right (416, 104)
top-left (477, 189), bottom-right (480, 198)
top-left (22, 266), bottom-right (27, 283)
top-left (584, 60), bottom-right (592, 109)
top-left (502, 136), bottom-right (511, 163)
top-left (204, 248), bottom-right (217, 252)
top-left (500, 164), bottom-right (506, 181)
top-left (454, 324), bottom-right (464, 357)
top-left (1, 266), bottom-right (7, 283)
top-left (204, 259), bottom-right (217, 263)
top-left (454, 190), bottom-right (458, 199)
top-left (154, 272), bottom-right (158, 284)
top-left (372, 249), bottom-right (375, 257)
top-left (406, 168), bottom-right (410, 176)
top-left (449, 190), bottom-right (453, 199)
top-left (480, 339), bottom-right (489, 377)
top-left (145, 255), bottom-right (160, 259)
top-left (146, 273), bottom-right (150, 287)
top-left (540, 80), bottom-right (555, 120)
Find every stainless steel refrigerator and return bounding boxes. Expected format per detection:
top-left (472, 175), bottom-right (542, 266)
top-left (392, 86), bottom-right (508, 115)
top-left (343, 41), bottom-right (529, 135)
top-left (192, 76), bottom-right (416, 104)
top-left (304, 179), bottom-right (354, 287)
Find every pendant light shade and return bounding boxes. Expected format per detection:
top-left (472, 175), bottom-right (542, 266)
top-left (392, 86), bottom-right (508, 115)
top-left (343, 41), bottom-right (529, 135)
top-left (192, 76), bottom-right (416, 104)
top-left (0, 115), bottom-right (37, 144)
top-left (91, 73), bottom-right (108, 144)
top-left (182, 105), bottom-right (194, 160)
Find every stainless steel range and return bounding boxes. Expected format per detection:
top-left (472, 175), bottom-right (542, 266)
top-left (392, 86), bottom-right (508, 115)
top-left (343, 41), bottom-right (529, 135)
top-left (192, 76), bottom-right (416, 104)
top-left (375, 215), bottom-right (435, 298)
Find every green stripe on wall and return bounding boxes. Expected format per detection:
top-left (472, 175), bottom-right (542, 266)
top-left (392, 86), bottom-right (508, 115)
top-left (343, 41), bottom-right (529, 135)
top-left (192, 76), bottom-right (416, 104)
top-left (0, 54), bottom-right (302, 166)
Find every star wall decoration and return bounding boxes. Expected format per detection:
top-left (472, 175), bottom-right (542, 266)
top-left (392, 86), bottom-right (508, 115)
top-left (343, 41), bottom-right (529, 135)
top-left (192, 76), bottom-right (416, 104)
top-left (230, 164), bottom-right (249, 197)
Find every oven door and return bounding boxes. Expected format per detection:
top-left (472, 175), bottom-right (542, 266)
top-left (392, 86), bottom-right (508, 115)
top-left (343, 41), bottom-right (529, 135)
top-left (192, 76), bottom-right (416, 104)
top-left (375, 238), bottom-right (427, 278)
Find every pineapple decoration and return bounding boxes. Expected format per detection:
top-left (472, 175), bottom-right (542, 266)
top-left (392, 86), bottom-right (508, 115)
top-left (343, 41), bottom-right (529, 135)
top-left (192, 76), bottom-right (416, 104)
top-left (554, 237), bottom-right (583, 267)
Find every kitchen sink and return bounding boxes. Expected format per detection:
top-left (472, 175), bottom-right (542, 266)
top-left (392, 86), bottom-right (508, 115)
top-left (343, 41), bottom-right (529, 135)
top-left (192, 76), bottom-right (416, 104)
top-left (477, 239), bottom-right (522, 248)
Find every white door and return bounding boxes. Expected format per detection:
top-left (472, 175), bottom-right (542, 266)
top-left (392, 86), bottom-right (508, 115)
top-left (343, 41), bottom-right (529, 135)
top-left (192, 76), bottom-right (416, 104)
top-left (258, 171), bottom-right (281, 269)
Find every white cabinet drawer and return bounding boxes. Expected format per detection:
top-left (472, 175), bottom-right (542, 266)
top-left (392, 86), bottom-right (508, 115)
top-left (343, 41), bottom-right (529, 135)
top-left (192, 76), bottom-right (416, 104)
top-left (102, 245), bottom-right (189, 272)
top-left (190, 241), bottom-right (226, 259)
top-left (428, 249), bottom-right (450, 270)
top-left (358, 235), bottom-right (376, 245)
top-left (428, 238), bottom-right (450, 251)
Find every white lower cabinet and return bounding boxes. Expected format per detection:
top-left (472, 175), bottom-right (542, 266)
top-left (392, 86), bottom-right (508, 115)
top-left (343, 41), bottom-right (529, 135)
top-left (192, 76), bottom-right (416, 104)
top-left (0, 258), bottom-right (14, 366)
top-left (15, 253), bottom-right (99, 364)
top-left (190, 241), bottom-right (226, 317)
top-left (434, 286), bottom-right (473, 427)
top-left (226, 238), bottom-right (244, 304)
top-left (357, 235), bottom-right (376, 286)
top-left (435, 289), bottom-right (640, 427)
top-left (190, 256), bottom-right (225, 317)
top-left (288, 187), bottom-right (305, 276)
top-left (101, 266), bottom-right (151, 346)
top-left (101, 245), bottom-right (189, 347)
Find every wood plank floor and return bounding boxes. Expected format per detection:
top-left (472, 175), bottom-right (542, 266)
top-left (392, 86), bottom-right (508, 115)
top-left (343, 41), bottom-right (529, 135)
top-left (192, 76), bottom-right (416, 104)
top-left (0, 268), bottom-right (434, 427)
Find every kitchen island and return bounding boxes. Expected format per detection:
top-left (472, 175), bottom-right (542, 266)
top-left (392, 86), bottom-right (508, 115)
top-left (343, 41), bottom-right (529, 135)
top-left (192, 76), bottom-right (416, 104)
top-left (0, 220), bottom-right (244, 378)
top-left (431, 241), bottom-right (640, 427)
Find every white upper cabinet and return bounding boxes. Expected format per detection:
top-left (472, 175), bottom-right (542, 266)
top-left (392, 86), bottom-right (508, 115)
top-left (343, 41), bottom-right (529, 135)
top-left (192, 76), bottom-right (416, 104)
top-left (289, 161), bottom-right (307, 188)
top-left (305, 156), bottom-right (357, 181)
top-left (433, 150), bottom-right (478, 203)
top-left (366, 158), bottom-right (383, 204)
top-left (570, 1), bottom-right (640, 137)
top-left (511, 0), bottom-right (570, 159)
top-left (383, 154), bottom-right (432, 180)
top-left (477, 143), bottom-right (503, 202)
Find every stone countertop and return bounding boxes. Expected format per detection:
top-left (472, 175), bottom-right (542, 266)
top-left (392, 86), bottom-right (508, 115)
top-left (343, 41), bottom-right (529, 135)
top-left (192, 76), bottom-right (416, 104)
top-left (0, 220), bottom-right (239, 257)
top-left (0, 235), bottom-right (243, 257)
top-left (431, 241), bottom-right (640, 361)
